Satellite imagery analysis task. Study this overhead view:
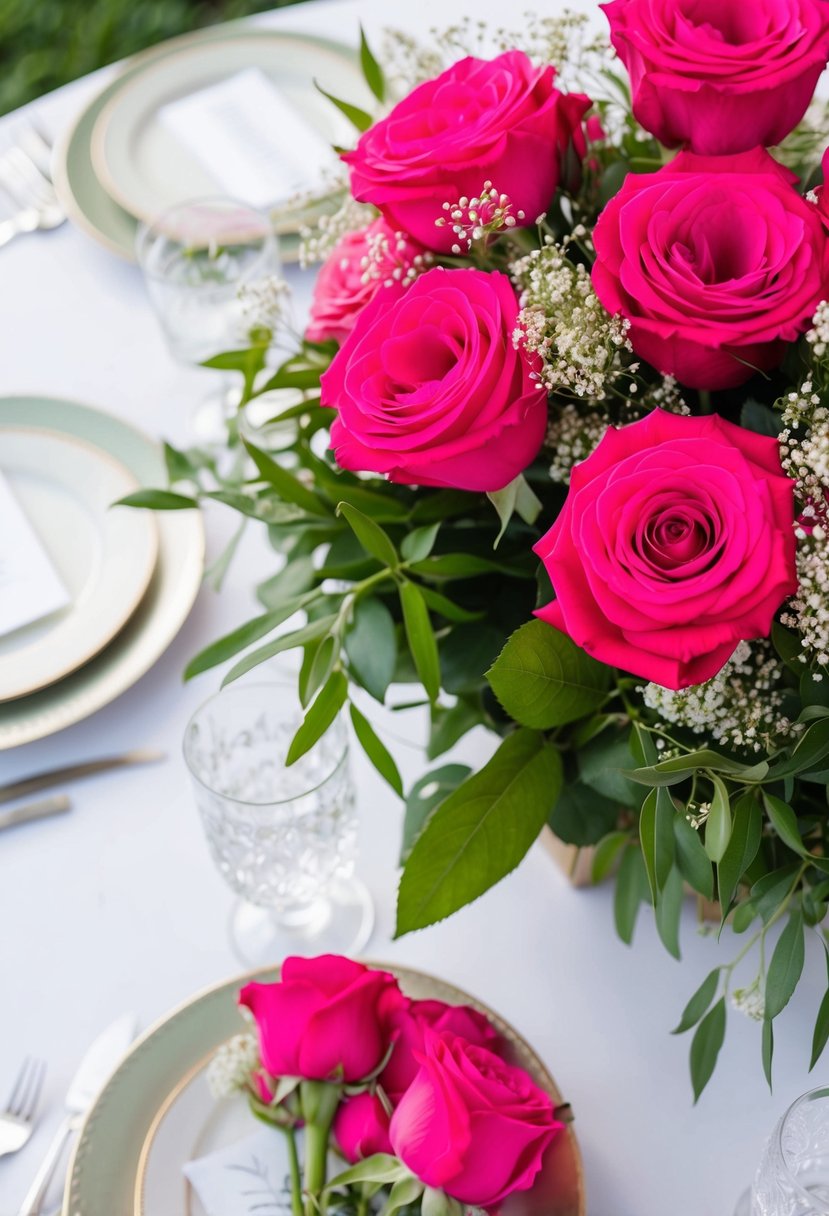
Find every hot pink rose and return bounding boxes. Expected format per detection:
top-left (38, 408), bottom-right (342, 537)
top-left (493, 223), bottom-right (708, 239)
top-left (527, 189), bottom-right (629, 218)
top-left (602, 0), bottom-right (829, 154)
top-left (592, 148), bottom-right (829, 389)
top-left (305, 218), bottom-right (427, 345)
top-left (534, 410), bottom-right (798, 689)
top-left (333, 1092), bottom-right (392, 1163)
top-left (239, 955), bottom-right (405, 1083)
top-left (342, 51), bottom-right (590, 252)
top-left (320, 266), bottom-right (546, 492)
top-left (381, 999), bottom-right (500, 1101)
top-left (389, 1031), bottom-right (562, 1209)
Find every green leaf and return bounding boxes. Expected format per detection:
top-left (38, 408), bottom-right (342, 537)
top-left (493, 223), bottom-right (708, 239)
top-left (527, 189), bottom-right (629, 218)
top-left (202, 344), bottom-right (267, 398)
top-left (717, 794), bottom-right (763, 915)
top-left (427, 698), bottom-right (483, 761)
top-left (401, 524), bottom-right (440, 563)
top-left (337, 502), bottom-right (398, 568)
top-left (690, 998), bottom-right (726, 1102)
top-left (769, 718), bottom-right (829, 780)
top-left (418, 587), bottom-right (484, 624)
top-left (243, 441), bottom-right (329, 515)
top-left (401, 764), bottom-right (471, 864)
top-left (313, 80), bottom-right (374, 131)
top-left (765, 911), bottom-right (805, 1021)
top-left (753, 865), bottom-right (801, 925)
top-left (704, 775), bottom-right (732, 863)
top-left (486, 476), bottom-right (521, 547)
top-left (810, 987), bottom-right (829, 1071)
top-left (163, 440), bottom-right (200, 483)
top-left (409, 553), bottom-right (533, 580)
top-left (326, 1155), bottom-right (409, 1189)
top-left (630, 722), bottom-right (658, 767)
top-left (115, 488), bottom-right (198, 510)
top-left (763, 793), bottom-right (807, 856)
top-left (640, 787), bottom-right (676, 904)
top-left (344, 597), bottom-right (397, 703)
top-left (486, 619), bottom-right (610, 729)
top-left (627, 750), bottom-right (768, 787)
top-left (741, 398), bottom-right (782, 438)
top-left (674, 813), bottom-right (714, 901)
top-left (592, 830), bottom-right (629, 884)
top-left (673, 969), bottom-right (720, 1035)
top-left (614, 845), bottom-right (649, 945)
top-left (222, 614), bottom-right (339, 685)
top-left (440, 624), bottom-right (502, 694)
top-left (303, 633), bottom-right (339, 704)
top-left (257, 557), bottom-right (316, 609)
top-left (349, 703), bottom-right (403, 796)
top-left (655, 865), bottom-right (684, 959)
top-left (549, 781), bottom-right (620, 847)
top-left (762, 1019), bottom-right (774, 1092)
top-left (359, 23), bottom-right (386, 102)
top-left (578, 730), bottom-right (641, 808)
top-left (383, 1176), bottom-right (424, 1216)
top-left (399, 581), bottom-right (440, 703)
top-left (396, 730), bottom-right (562, 934)
top-left (286, 671), bottom-right (348, 766)
top-left (184, 597), bottom-right (315, 680)
top-left (773, 620), bottom-right (805, 673)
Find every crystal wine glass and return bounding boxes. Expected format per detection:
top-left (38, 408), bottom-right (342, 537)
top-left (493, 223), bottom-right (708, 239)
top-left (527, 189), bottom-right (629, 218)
top-left (136, 197), bottom-right (283, 441)
top-left (735, 1087), bottom-right (829, 1215)
top-left (183, 681), bottom-right (374, 965)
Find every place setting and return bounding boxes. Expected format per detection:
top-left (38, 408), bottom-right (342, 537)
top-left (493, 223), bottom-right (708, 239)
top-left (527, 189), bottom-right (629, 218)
top-left (6, 0), bottom-right (829, 1214)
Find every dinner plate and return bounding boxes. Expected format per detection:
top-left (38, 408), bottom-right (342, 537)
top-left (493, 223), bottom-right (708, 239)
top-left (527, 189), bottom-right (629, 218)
top-left (0, 398), bottom-right (204, 749)
top-left (61, 963), bottom-right (584, 1216)
top-left (91, 32), bottom-right (368, 227)
top-left (0, 428), bottom-right (158, 702)
top-left (53, 25), bottom-right (362, 263)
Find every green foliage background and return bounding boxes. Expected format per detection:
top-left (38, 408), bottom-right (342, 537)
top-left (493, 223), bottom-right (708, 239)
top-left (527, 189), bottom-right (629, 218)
top-left (0, 0), bottom-right (306, 116)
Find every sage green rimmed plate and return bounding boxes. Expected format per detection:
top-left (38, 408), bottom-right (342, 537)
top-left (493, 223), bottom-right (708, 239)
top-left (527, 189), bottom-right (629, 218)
top-left (62, 963), bottom-right (586, 1216)
top-left (0, 397), bottom-right (204, 749)
top-left (53, 24), bottom-right (362, 263)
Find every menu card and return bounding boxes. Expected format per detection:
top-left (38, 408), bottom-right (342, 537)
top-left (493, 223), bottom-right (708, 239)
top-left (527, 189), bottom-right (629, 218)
top-left (0, 470), bottom-right (69, 639)
top-left (158, 67), bottom-right (338, 208)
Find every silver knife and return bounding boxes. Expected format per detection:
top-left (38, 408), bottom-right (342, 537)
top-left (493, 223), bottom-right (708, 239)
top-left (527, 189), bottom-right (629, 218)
top-left (16, 1013), bottom-right (136, 1216)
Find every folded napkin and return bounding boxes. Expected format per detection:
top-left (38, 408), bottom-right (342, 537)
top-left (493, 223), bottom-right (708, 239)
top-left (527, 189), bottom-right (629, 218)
top-left (184, 1126), bottom-right (294, 1216)
top-left (0, 470), bottom-right (69, 640)
top-left (157, 67), bottom-right (339, 209)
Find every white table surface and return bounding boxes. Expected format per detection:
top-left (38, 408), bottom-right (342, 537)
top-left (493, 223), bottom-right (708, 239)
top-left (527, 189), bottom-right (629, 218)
top-left (1, 3), bottom-right (827, 1213)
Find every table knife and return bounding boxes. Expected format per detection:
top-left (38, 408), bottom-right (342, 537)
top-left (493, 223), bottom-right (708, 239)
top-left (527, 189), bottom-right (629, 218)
top-left (16, 1013), bottom-right (136, 1216)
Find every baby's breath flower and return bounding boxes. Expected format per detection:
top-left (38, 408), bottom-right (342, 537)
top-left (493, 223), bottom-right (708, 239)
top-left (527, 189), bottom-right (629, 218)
top-left (545, 405), bottom-right (609, 483)
top-left (731, 976), bottom-right (766, 1022)
top-left (512, 238), bottom-right (633, 400)
top-left (207, 1033), bottom-right (260, 1099)
top-left (299, 194), bottom-right (377, 268)
top-left (435, 182), bottom-right (525, 251)
top-left (642, 641), bottom-right (799, 755)
top-left (359, 225), bottom-right (432, 287)
top-left (238, 275), bottom-right (291, 334)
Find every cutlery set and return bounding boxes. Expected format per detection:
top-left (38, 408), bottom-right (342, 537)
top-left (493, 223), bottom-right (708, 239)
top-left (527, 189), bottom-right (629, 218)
top-left (0, 127), bottom-right (65, 250)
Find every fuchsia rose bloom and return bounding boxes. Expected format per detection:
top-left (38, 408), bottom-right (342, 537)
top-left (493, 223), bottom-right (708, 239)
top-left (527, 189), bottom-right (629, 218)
top-left (534, 410), bottom-right (798, 690)
top-left (380, 999), bottom-right (500, 1101)
top-left (239, 955), bottom-right (405, 1083)
top-left (342, 51), bottom-right (590, 252)
top-left (305, 218), bottom-right (427, 345)
top-left (320, 266), bottom-right (546, 492)
top-left (389, 1031), bottom-right (562, 1209)
top-left (333, 1092), bottom-right (392, 1163)
top-left (602, 0), bottom-right (829, 155)
top-left (592, 148), bottom-right (829, 389)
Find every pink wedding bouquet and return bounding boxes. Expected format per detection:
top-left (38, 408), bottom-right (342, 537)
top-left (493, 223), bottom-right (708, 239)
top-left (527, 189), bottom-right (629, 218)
top-left (209, 955), bottom-right (565, 1214)
top-left (138, 3), bottom-right (829, 1094)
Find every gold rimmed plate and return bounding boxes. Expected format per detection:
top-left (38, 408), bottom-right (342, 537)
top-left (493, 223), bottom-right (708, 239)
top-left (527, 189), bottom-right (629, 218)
top-left (61, 964), bottom-right (585, 1216)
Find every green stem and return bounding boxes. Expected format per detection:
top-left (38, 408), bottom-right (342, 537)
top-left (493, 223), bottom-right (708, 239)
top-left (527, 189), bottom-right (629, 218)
top-left (285, 1127), bottom-right (303, 1216)
top-left (698, 389), bottom-right (713, 415)
top-left (723, 863), bottom-right (807, 990)
top-left (300, 1081), bottom-right (341, 1216)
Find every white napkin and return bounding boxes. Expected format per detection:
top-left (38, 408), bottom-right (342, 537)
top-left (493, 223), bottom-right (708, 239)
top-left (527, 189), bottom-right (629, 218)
top-left (157, 67), bottom-right (338, 209)
top-left (184, 1126), bottom-right (294, 1216)
top-left (0, 470), bottom-right (69, 639)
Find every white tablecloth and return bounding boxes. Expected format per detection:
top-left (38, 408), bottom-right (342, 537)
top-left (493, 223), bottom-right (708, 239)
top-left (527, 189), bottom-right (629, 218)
top-left (1, 3), bottom-right (827, 1213)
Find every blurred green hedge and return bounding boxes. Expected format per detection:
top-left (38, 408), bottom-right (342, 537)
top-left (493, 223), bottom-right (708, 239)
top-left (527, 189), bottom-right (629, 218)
top-left (0, 0), bottom-right (305, 115)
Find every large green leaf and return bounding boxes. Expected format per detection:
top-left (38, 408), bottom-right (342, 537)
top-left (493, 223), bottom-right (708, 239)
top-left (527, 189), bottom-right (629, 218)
top-left (396, 730), bottom-right (562, 934)
top-left (549, 781), bottom-right (620, 847)
top-left (674, 814), bottom-right (714, 900)
top-left (673, 969), bottom-right (720, 1035)
top-left (337, 502), bottom-right (399, 569)
top-left (717, 794), bottom-right (762, 914)
top-left (640, 787), bottom-right (676, 904)
top-left (285, 671), bottom-right (348, 766)
top-left (704, 775), bottom-right (732, 863)
top-left (487, 620), bottom-right (610, 729)
top-left (765, 912), bottom-right (805, 1021)
top-left (399, 581), bottom-right (440, 703)
top-left (401, 765), bottom-right (471, 864)
top-left (344, 598), bottom-right (397, 703)
top-left (349, 704), bottom-right (402, 796)
top-left (690, 998), bottom-right (726, 1102)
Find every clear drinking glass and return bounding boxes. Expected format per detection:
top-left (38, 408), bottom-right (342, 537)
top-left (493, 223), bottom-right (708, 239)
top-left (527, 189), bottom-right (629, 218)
top-left (183, 682), bottom-right (374, 965)
top-left (735, 1088), bottom-right (829, 1215)
top-left (136, 197), bottom-right (282, 440)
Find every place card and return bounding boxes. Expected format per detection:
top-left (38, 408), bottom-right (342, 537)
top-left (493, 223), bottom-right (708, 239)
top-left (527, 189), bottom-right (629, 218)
top-left (0, 470), bottom-right (69, 639)
top-left (157, 67), bottom-right (338, 209)
top-left (184, 1126), bottom-right (293, 1216)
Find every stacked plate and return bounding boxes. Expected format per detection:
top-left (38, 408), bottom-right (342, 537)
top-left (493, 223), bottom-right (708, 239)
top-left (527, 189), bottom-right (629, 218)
top-left (52, 22), bottom-right (372, 262)
top-left (0, 397), bottom-right (204, 749)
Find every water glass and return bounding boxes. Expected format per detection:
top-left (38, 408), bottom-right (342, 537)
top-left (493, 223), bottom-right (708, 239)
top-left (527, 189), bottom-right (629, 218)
top-left (183, 682), bottom-right (374, 965)
top-left (736, 1087), bottom-right (829, 1215)
top-left (136, 197), bottom-right (282, 438)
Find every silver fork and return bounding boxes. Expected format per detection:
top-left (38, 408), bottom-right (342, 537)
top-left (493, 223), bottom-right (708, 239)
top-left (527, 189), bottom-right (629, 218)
top-left (0, 129), bottom-right (65, 250)
top-left (0, 1058), bottom-right (46, 1157)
